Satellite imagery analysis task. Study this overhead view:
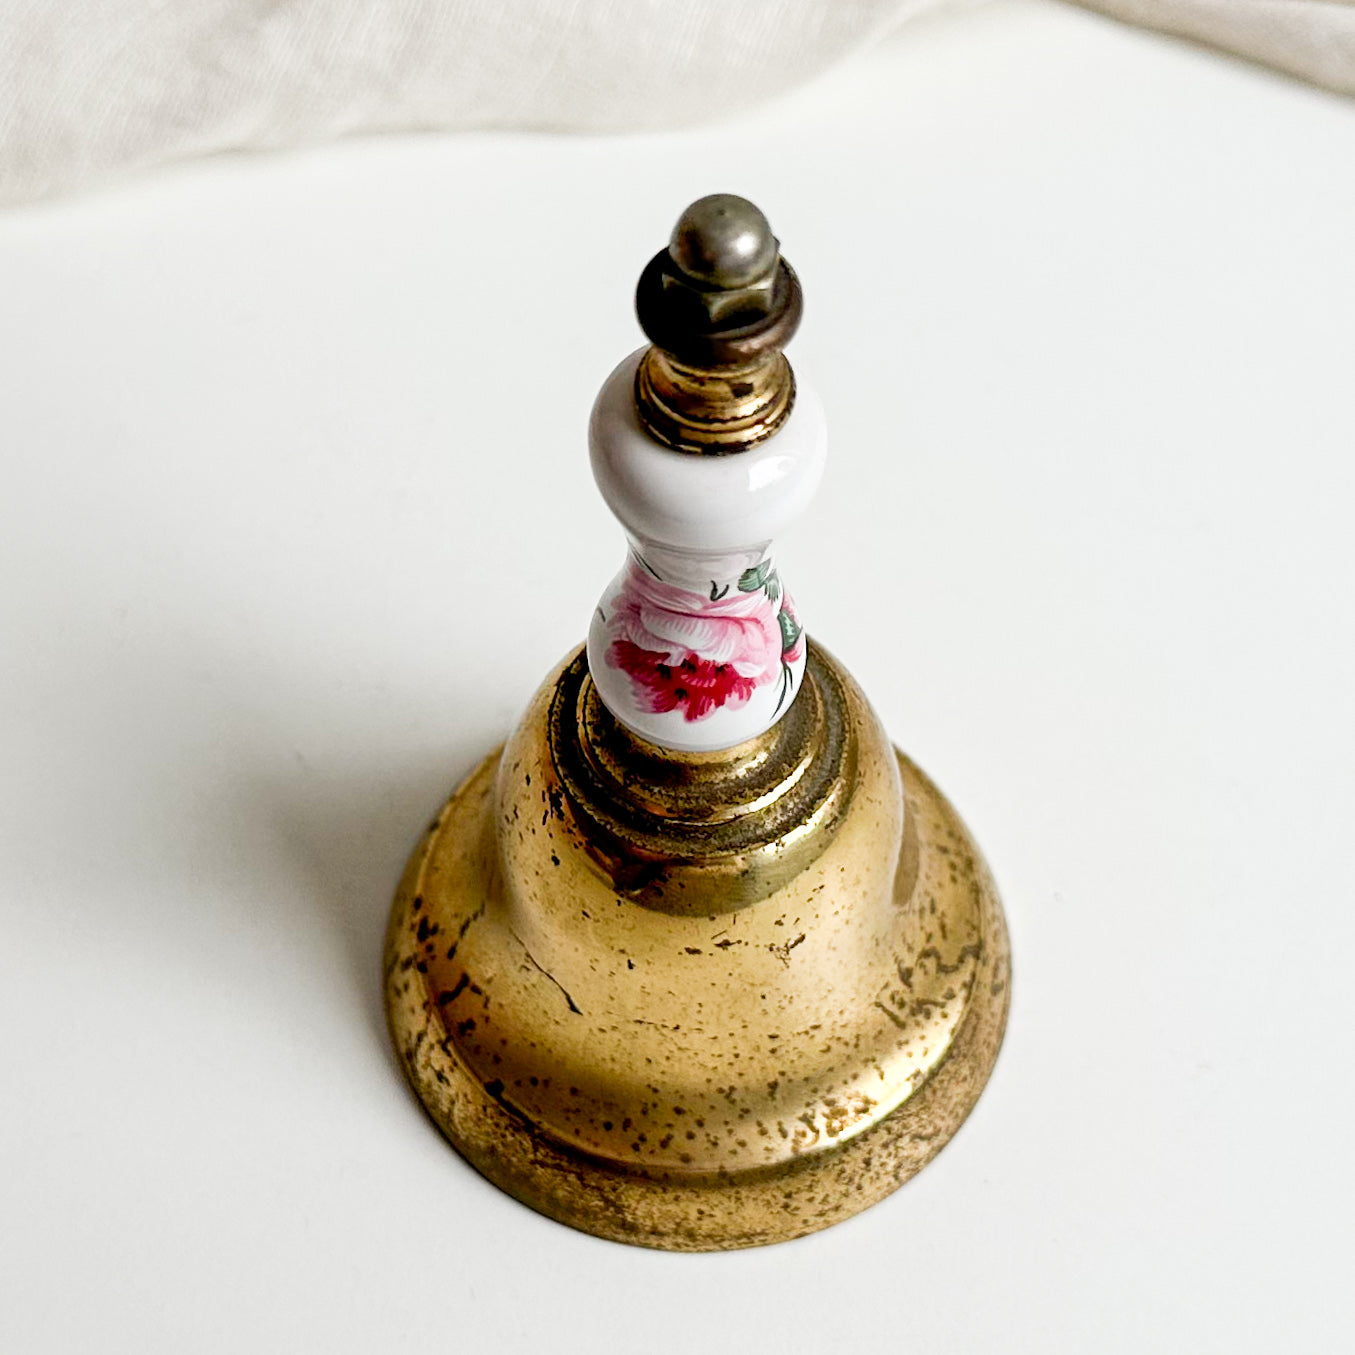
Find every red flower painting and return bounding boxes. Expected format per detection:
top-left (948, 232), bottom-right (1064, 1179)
top-left (604, 555), bottom-right (803, 723)
top-left (607, 643), bottom-right (762, 721)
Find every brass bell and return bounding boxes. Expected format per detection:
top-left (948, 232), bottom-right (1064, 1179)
top-left (384, 193), bottom-right (1010, 1251)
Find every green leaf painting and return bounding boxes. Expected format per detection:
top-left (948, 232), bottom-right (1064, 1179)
top-left (738, 559), bottom-right (773, 592)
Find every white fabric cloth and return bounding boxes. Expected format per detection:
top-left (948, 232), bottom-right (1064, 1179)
top-left (1, 0), bottom-right (1351, 205)
top-left (1081, 1), bottom-right (1355, 95)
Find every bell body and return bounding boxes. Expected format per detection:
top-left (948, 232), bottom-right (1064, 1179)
top-left (385, 642), bottom-right (1009, 1250)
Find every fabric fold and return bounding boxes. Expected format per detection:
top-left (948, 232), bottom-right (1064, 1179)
top-left (1, 0), bottom-right (1350, 205)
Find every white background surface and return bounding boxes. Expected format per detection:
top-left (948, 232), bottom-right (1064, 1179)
top-left (3, 3), bottom-right (1353, 1350)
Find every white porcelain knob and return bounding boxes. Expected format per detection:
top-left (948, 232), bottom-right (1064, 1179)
top-left (586, 349), bottom-right (827, 752)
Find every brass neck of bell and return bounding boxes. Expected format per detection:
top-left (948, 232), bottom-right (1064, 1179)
top-left (548, 646), bottom-right (857, 916)
top-left (634, 346), bottom-right (796, 455)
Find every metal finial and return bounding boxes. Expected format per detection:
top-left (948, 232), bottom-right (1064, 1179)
top-left (634, 193), bottom-right (802, 455)
top-left (669, 193), bottom-right (778, 290)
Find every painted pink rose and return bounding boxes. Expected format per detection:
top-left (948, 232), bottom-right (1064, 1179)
top-left (606, 556), bottom-right (783, 722)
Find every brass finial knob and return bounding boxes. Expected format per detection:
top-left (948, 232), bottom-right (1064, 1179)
top-left (635, 193), bottom-right (801, 453)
